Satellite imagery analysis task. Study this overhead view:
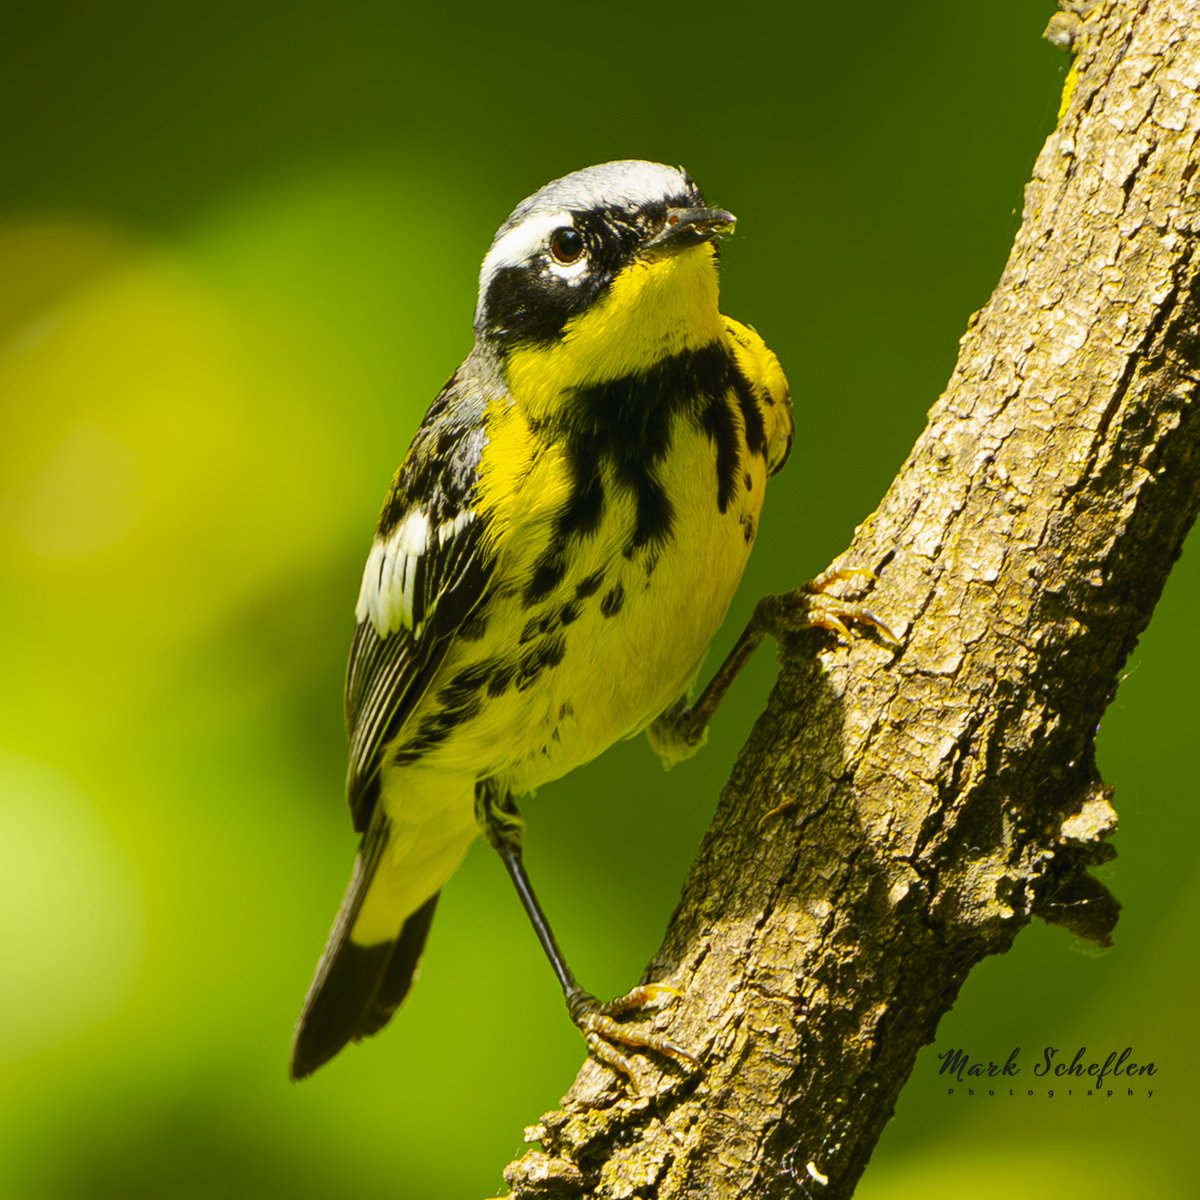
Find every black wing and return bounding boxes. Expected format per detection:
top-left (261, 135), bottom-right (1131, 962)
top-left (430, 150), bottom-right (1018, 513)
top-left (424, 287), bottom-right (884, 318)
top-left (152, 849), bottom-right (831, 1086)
top-left (344, 365), bottom-right (495, 833)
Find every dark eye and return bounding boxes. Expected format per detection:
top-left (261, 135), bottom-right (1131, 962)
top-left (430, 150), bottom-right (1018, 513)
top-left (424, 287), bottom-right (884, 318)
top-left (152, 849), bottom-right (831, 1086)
top-left (549, 227), bottom-right (585, 265)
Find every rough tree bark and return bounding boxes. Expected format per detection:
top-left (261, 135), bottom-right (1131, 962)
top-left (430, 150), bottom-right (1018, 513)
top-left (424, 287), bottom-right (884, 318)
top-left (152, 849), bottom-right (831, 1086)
top-left (501, 2), bottom-right (1200, 1196)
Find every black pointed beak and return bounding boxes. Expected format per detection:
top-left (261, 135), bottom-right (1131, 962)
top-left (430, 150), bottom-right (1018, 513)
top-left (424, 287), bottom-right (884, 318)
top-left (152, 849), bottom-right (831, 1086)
top-left (642, 206), bottom-right (737, 255)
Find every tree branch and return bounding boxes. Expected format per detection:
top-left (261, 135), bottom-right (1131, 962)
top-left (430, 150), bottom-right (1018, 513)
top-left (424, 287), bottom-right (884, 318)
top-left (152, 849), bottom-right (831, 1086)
top-left (501, 2), bottom-right (1200, 1195)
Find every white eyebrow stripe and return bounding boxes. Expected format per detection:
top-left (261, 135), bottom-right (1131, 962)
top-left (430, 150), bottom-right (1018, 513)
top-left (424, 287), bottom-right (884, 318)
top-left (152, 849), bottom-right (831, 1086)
top-left (477, 209), bottom-right (573, 308)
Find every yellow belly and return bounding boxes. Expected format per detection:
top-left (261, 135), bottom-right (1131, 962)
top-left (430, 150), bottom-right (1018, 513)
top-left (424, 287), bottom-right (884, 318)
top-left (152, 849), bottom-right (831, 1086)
top-left (401, 420), bottom-right (768, 793)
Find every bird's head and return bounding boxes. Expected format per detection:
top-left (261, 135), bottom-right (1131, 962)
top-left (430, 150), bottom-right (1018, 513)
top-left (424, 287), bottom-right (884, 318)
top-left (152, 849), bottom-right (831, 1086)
top-left (473, 161), bottom-right (735, 397)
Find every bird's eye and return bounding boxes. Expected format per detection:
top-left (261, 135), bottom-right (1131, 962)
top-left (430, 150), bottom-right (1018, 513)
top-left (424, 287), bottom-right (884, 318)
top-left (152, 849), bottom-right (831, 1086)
top-left (549, 227), bottom-right (585, 265)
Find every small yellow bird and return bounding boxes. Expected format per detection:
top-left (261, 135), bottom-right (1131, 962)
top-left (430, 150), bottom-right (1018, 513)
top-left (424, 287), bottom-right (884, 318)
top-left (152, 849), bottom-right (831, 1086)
top-left (291, 160), bottom-right (797, 1080)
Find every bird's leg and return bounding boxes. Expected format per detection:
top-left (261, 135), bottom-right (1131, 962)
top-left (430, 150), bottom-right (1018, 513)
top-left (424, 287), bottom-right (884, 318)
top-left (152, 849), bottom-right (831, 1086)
top-left (647, 568), bottom-right (895, 767)
top-left (476, 783), bottom-right (698, 1084)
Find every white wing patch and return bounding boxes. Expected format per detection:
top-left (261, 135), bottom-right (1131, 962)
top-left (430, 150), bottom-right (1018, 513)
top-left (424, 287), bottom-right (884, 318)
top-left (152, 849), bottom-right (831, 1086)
top-left (356, 509), bottom-right (429, 636)
top-left (434, 510), bottom-right (473, 547)
top-left (355, 508), bottom-right (475, 638)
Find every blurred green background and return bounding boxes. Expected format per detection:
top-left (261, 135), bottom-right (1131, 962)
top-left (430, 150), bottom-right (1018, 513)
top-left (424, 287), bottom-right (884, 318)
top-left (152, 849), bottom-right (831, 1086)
top-left (1, 2), bottom-right (1194, 1197)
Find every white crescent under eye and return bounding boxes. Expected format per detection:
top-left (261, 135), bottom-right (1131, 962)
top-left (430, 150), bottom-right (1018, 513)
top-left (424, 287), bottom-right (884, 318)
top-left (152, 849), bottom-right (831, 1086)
top-left (547, 250), bottom-right (588, 281)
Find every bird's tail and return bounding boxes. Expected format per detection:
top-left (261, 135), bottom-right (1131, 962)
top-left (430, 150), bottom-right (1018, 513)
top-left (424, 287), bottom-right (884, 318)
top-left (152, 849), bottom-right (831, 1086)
top-left (289, 822), bottom-right (440, 1081)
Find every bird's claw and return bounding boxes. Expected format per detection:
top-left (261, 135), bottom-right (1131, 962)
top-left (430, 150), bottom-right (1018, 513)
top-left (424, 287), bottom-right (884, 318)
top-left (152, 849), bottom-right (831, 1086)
top-left (569, 985), bottom-right (699, 1086)
top-left (759, 567), bottom-right (898, 647)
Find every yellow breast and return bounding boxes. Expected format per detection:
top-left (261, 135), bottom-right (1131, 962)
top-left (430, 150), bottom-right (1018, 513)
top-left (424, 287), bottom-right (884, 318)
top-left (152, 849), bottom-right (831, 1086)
top-left (416, 313), bottom-right (791, 791)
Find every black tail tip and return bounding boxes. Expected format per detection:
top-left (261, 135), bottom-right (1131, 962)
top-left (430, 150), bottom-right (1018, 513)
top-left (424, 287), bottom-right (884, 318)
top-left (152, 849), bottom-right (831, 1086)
top-left (288, 894), bottom-right (440, 1081)
top-left (288, 938), bottom-right (394, 1081)
top-left (288, 1038), bottom-right (327, 1082)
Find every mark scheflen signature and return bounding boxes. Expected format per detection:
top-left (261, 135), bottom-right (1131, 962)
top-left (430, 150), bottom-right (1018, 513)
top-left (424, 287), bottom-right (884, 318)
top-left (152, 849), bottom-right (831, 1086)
top-left (937, 1046), bottom-right (1157, 1095)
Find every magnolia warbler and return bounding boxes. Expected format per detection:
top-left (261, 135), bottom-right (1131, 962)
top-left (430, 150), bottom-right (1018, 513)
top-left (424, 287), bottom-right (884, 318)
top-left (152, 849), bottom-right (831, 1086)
top-left (291, 160), bottom-right (833, 1081)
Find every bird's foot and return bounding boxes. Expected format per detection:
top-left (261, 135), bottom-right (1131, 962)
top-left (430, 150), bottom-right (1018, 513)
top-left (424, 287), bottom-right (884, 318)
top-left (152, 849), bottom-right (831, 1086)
top-left (759, 567), bottom-right (898, 646)
top-left (568, 984), bottom-right (699, 1085)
